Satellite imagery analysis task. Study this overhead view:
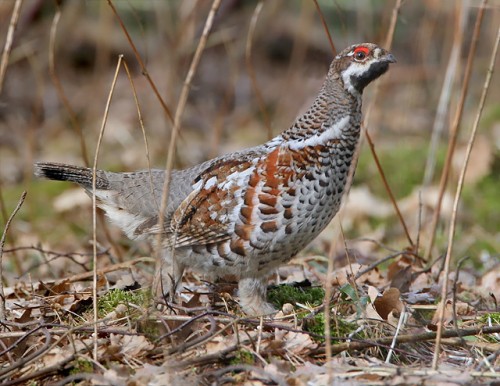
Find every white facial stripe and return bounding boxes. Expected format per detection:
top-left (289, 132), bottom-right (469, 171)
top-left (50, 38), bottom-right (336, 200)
top-left (341, 62), bottom-right (365, 94)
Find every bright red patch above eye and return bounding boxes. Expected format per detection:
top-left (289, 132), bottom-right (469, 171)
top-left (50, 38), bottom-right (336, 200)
top-left (353, 46), bottom-right (370, 55)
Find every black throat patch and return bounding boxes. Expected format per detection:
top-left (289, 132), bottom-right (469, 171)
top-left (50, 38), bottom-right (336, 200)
top-left (350, 61), bottom-right (389, 92)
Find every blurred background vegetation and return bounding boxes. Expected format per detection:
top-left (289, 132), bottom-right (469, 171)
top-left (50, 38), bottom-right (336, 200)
top-left (0, 0), bottom-right (498, 284)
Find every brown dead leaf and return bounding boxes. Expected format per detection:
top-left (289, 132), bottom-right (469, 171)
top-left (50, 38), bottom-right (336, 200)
top-left (107, 334), bottom-right (154, 359)
top-left (40, 279), bottom-right (71, 295)
top-left (330, 263), bottom-right (384, 287)
top-left (373, 288), bottom-right (404, 320)
top-left (431, 300), bottom-right (475, 325)
top-left (282, 331), bottom-right (316, 355)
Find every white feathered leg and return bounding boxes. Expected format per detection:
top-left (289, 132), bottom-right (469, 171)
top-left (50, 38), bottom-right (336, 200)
top-left (238, 276), bottom-right (276, 316)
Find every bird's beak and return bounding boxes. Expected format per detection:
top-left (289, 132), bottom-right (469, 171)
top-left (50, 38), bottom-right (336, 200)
top-left (382, 52), bottom-right (397, 63)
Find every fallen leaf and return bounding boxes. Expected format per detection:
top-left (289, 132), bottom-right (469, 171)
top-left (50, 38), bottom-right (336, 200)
top-left (373, 288), bottom-right (404, 320)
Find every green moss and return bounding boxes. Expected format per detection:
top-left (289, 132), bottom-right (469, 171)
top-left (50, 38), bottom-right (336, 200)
top-left (230, 349), bottom-right (254, 366)
top-left (70, 358), bottom-right (94, 375)
top-left (97, 288), bottom-right (151, 318)
top-left (268, 284), bottom-right (324, 309)
top-left (137, 318), bottom-right (162, 340)
top-left (303, 312), bottom-right (359, 343)
top-left (479, 312), bottom-right (500, 325)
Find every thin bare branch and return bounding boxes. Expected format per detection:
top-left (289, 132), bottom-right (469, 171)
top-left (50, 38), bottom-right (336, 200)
top-left (49, 5), bottom-right (90, 166)
top-left (0, 0), bottom-right (23, 92)
top-left (0, 191), bottom-right (26, 321)
top-left (423, 3), bottom-right (468, 186)
top-left (91, 54), bottom-right (124, 361)
top-left (122, 59), bottom-right (160, 213)
top-left (350, 0), bottom-right (414, 246)
top-left (315, 324), bottom-right (500, 356)
top-left (432, 21), bottom-right (498, 370)
top-left (425, 0), bottom-right (487, 261)
top-left (154, 0), bottom-right (222, 292)
top-left (246, 1), bottom-right (272, 139)
top-left (313, 0), bottom-right (336, 55)
top-left (107, 0), bottom-right (174, 124)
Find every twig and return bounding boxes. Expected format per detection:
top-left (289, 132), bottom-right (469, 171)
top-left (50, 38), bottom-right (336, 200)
top-left (54, 256), bottom-right (154, 284)
top-left (424, 0), bottom-right (487, 261)
top-left (385, 309), bottom-right (407, 363)
top-left (323, 216), bottom-right (341, 382)
top-left (106, 0), bottom-right (174, 124)
top-left (48, 5), bottom-right (90, 166)
top-left (91, 54), bottom-right (124, 361)
top-left (354, 250), bottom-right (406, 280)
top-left (0, 0), bottom-right (22, 92)
top-left (0, 191), bottom-right (26, 321)
top-left (169, 314), bottom-right (217, 355)
top-left (313, 0), bottom-right (336, 55)
top-left (207, 364), bottom-right (288, 386)
top-left (0, 328), bottom-right (51, 379)
top-left (154, 0), bottom-right (221, 292)
top-left (365, 131), bottom-right (414, 246)
top-left (52, 373), bottom-right (112, 386)
top-left (314, 324), bottom-right (500, 356)
top-left (122, 59), bottom-right (160, 213)
top-left (170, 332), bottom-right (273, 368)
top-left (432, 20), bottom-right (498, 370)
top-left (245, 1), bottom-right (272, 139)
top-left (353, 0), bottom-right (414, 247)
top-left (423, 3), bottom-right (468, 186)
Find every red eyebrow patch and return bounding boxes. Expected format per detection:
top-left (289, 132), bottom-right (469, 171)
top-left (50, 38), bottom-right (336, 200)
top-left (353, 46), bottom-right (370, 55)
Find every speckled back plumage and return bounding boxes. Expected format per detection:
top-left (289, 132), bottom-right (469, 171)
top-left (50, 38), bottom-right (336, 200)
top-left (34, 43), bottom-right (395, 315)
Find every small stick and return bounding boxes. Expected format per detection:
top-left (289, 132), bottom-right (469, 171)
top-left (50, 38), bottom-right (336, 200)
top-left (246, 1), bottom-right (272, 139)
top-left (313, 0), bottom-right (336, 55)
top-left (91, 54), bottom-right (124, 361)
top-left (424, 0), bottom-right (487, 261)
top-left (0, 0), bottom-right (23, 91)
top-left (423, 4), bottom-right (468, 186)
top-left (385, 310), bottom-right (407, 364)
top-left (432, 21), bottom-right (498, 370)
top-left (48, 6), bottom-right (89, 166)
top-left (315, 324), bottom-right (500, 356)
top-left (0, 191), bottom-right (27, 321)
top-left (154, 0), bottom-right (222, 293)
top-left (107, 0), bottom-right (174, 124)
top-left (122, 60), bottom-right (160, 213)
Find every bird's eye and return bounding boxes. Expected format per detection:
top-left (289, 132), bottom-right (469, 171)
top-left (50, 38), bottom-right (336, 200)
top-left (355, 51), bottom-right (366, 60)
top-left (352, 47), bottom-right (369, 61)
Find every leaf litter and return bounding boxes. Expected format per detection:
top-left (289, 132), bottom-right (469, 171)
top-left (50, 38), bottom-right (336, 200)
top-left (0, 240), bottom-right (498, 385)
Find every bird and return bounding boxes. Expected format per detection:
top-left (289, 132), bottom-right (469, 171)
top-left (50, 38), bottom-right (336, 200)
top-left (34, 43), bottom-right (395, 316)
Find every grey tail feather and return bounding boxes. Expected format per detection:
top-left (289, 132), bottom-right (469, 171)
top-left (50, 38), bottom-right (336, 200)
top-left (33, 162), bottom-right (110, 190)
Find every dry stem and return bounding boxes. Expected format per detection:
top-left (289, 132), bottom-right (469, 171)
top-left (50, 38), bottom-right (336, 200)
top-left (107, 0), bottom-right (174, 124)
top-left (155, 0), bottom-right (222, 293)
top-left (91, 55), bottom-right (124, 360)
top-left (0, 191), bottom-right (26, 321)
top-left (432, 21), bottom-right (499, 370)
top-left (49, 5), bottom-right (89, 166)
top-left (246, 1), bottom-right (272, 139)
top-left (424, 0), bottom-right (487, 261)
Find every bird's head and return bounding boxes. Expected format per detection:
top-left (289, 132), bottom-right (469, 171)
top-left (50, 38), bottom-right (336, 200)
top-left (331, 43), bottom-right (396, 94)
